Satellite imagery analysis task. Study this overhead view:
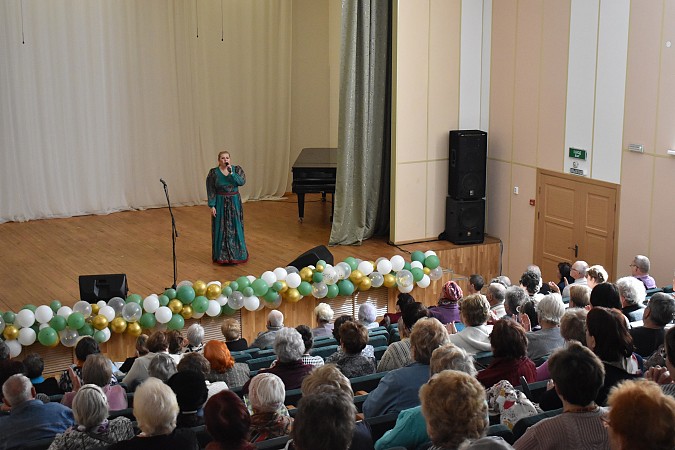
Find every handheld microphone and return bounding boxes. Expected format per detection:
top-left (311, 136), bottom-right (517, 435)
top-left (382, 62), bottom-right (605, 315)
top-left (160, 178), bottom-right (167, 186)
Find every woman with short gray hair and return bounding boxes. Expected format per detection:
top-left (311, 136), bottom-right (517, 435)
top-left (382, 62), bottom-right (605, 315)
top-left (148, 353), bottom-right (178, 382)
top-left (185, 324), bottom-right (205, 353)
top-left (248, 373), bottom-right (292, 442)
top-left (312, 302), bottom-right (334, 338)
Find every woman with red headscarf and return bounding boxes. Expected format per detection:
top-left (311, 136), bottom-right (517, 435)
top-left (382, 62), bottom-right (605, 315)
top-left (429, 281), bottom-right (463, 324)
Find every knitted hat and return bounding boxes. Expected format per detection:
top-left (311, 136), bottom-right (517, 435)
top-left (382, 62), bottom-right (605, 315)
top-left (167, 370), bottom-right (208, 412)
top-left (442, 281), bottom-right (463, 302)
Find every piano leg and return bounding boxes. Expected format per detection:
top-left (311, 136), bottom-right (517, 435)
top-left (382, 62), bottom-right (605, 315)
top-left (297, 193), bottom-right (305, 223)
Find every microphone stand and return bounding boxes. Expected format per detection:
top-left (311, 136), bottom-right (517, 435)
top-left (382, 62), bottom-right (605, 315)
top-left (161, 179), bottom-right (178, 290)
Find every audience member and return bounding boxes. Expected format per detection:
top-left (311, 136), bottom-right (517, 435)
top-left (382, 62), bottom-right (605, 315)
top-left (177, 352), bottom-right (228, 398)
top-left (0, 341), bottom-right (9, 361)
top-left (108, 377), bottom-right (199, 449)
top-left (59, 337), bottom-right (115, 392)
top-left (328, 315), bottom-right (375, 360)
top-left (561, 260), bottom-right (589, 300)
top-left (644, 326), bottom-right (675, 397)
top-left (630, 254), bottom-right (657, 290)
top-left (61, 354), bottom-right (127, 411)
top-left (429, 280), bottom-right (462, 324)
top-left (311, 302), bottom-right (334, 338)
top-left (630, 292), bottom-right (675, 357)
top-left (568, 284), bottom-right (591, 308)
top-left (520, 270), bottom-right (542, 300)
top-left (221, 318), bottom-right (248, 352)
top-left (23, 353), bottom-right (62, 396)
top-left (119, 334), bottom-right (149, 373)
top-left (514, 342), bottom-right (609, 449)
top-left (527, 264), bottom-right (549, 295)
top-left (247, 373), bottom-right (292, 442)
top-left (357, 303), bottom-right (379, 329)
top-left (379, 293), bottom-right (414, 327)
top-left (0, 360), bottom-right (25, 392)
top-left (251, 310), bottom-right (284, 350)
top-left (293, 390), bottom-right (355, 450)
top-left (332, 321), bottom-right (376, 378)
top-left (242, 327), bottom-right (313, 394)
top-left (377, 302), bottom-right (428, 372)
top-left (48, 384), bottom-right (134, 450)
top-left (491, 275), bottom-right (512, 288)
top-left (0, 374), bottom-right (74, 448)
top-left (590, 282), bottom-right (622, 309)
top-left (167, 370), bottom-right (208, 428)
top-left (123, 330), bottom-right (170, 390)
top-left (523, 294), bottom-right (565, 362)
top-left (585, 265), bottom-right (608, 289)
top-left (148, 353), bottom-right (177, 382)
top-left (536, 307), bottom-right (588, 382)
top-left (166, 330), bottom-right (187, 362)
top-left (363, 317), bottom-right (449, 417)
top-left (606, 379), bottom-right (675, 450)
top-left (486, 282), bottom-right (507, 323)
top-left (616, 276), bottom-right (647, 322)
top-left (203, 390), bottom-right (255, 450)
top-left (468, 274), bottom-right (485, 294)
top-left (556, 261), bottom-right (574, 293)
top-left (185, 323), bottom-right (205, 353)
top-left (296, 324), bottom-right (324, 367)
top-left (519, 299), bottom-right (539, 331)
top-left (447, 294), bottom-right (492, 355)
top-left (477, 319), bottom-right (536, 388)
top-left (504, 285), bottom-right (528, 319)
top-left (203, 340), bottom-right (251, 389)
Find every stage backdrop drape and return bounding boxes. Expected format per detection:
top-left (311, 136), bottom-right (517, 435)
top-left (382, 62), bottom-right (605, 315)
top-left (0, 0), bottom-right (291, 223)
top-left (329, 0), bottom-right (390, 246)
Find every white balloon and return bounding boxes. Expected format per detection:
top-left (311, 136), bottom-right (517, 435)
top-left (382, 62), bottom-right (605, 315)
top-left (6, 340), bottom-right (22, 358)
top-left (143, 296), bottom-right (160, 313)
top-left (246, 275), bottom-right (256, 283)
top-left (18, 327), bottom-right (37, 346)
top-left (39, 323), bottom-right (50, 330)
top-left (410, 261), bottom-right (424, 270)
top-left (34, 305), bottom-right (54, 324)
top-left (96, 300), bottom-right (107, 310)
top-left (57, 306), bottom-right (73, 318)
top-left (398, 283), bottom-right (414, 293)
top-left (286, 273), bottom-right (302, 289)
top-left (424, 250), bottom-right (437, 257)
top-left (101, 327), bottom-right (111, 343)
top-left (177, 280), bottom-right (193, 288)
top-left (99, 305), bottom-right (116, 322)
top-left (273, 268), bottom-right (288, 281)
top-left (358, 261), bottom-right (374, 276)
top-left (73, 300), bottom-right (93, 318)
top-left (416, 274), bottom-right (431, 288)
top-left (155, 306), bottom-right (172, 324)
top-left (216, 295), bottom-right (228, 306)
top-left (192, 311), bottom-right (205, 319)
top-left (206, 300), bottom-right (221, 317)
top-left (206, 281), bottom-right (222, 287)
top-left (376, 259), bottom-right (392, 275)
top-left (261, 271), bottom-right (277, 286)
top-left (243, 296), bottom-right (260, 311)
top-left (16, 309), bottom-right (36, 328)
top-left (390, 255), bottom-right (406, 272)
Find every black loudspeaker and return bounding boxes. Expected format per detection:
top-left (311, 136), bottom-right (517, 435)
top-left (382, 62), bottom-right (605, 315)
top-left (288, 245), bottom-right (334, 268)
top-left (79, 274), bottom-right (129, 303)
top-left (444, 197), bottom-right (485, 244)
top-left (449, 130), bottom-right (487, 199)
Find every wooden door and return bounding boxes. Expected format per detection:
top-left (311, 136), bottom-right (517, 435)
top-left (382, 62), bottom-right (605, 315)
top-left (534, 169), bottom-right (619, 283)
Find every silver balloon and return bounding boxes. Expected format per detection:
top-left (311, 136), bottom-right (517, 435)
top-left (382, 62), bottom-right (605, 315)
top-left (228, 291), bottom-right (245, 310)
top-left (0, 315), bottom-right (5, 334)
top-left (59, 328), bottom-right (80, 347)
top-left (429, 266), bottom-right (444, 281)
top-left (369, 271), bottom-right (385, 288)
top-left (107, 297), bottom-right (125, 316)
top-left (396, 269), bottom-right (414, 288)
top-left (73, 300), bottom-right (93, 318)
top-left (322, 267), bottom-right (339, 285)
top-left (335, 262), bottom-right (352, 280)
top-left (122, 302), bottom-right (142, 322)
top-left (285, 266), bottom-right (300, 275)
top-left (312, 282), bottom-right (328, 299)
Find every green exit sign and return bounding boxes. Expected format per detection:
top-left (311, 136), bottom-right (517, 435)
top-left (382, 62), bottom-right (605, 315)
top-left (569, 147), bottom-right (587, 160)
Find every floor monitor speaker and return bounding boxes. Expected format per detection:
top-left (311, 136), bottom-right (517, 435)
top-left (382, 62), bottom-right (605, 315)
top-left (79, 274), bottom-right (128, 303)
top-left (449, 130), bottom-right (487, 200)
top-left (444, 197), bottom-right (485, 244)
top-left (288, 245), bottom-right (334, 268)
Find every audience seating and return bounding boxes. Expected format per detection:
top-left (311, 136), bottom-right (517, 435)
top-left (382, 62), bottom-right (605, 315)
top-left (365, 412), bottom-right (400, 441)
top-left (487, 424), bottom-right (516, 444)
top-left (518, 376), bottom-right (549, 404)
top-left (350, 372), bottom-right (387, 393)
top-left (284, 388), bottom-right (303, 407)
top-left (369, 329), bottom-right (390, 339)
top-left (367, 334), bottom-right (388, 348)
top-left (353, 393), bottom-right (368, 412)
top-left (255, 434), bottom-right (292, 449)
top-left (373, 346), bottom-right (388, 362)
top-left (255, 348), bottom-right (276, 357)
top-left (312, 337), bottom-right (338, 348)
top-left (232, 351), bottom-right (253, 363)
top-left (247, 355), bottom-right (278, 371)
top-left (108, 407), bottom-right (135, 420)
top-left (190, 424), bottom-right (212, 448)
top-left (309, 344), bottom-right (339, 359)
top-left (511, 408), bottom-right (563, 440)
top-left (473, 351), bottom-right (494, 370)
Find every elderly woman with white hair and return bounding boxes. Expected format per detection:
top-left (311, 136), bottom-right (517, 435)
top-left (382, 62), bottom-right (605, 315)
top-left (358, 302), bottom-right (379, 329)
top-left (241, 327), bottom-right (313, 394)
top-left (248, 373), bottom-right (293, 442)
top-left (184, 323), bottom-right (205, 353)
top-left (49, 384), bottom-right (134, 450)
top-left (521, 293), bottom-right (566, 362)
top-left (107, 378), bottom-right (199, 449)
top-left (617, 276), bottom-right (648, 322)
top-left (312, 302), bottom-right (334, 338)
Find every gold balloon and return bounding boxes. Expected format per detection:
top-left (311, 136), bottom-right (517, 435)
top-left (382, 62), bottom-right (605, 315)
top-left (180, 305), bottom-right (194, 319)
top-left (193, 280), bottom-right (208, 297)
top-left (92, 314), bottom-right (109, 331)
top-left (358, 277), bottom-right (372, 291)
top-left (126, 322), bottom-right (142, 337)
top-left (278, 280), bottom-right (288, 293)
top-left (423, 267), bottom-right (431, 275)
top-left (110, 317), bottom-right (127, 333)
top-left (383, 273), bottom-right (397, 288)
top-left (315, 263), bottom-right (325, 272)
top-left (206, 283), bottom-right (222, 300)
top-left (3, 325), bottom-right (18, 340)
top-left (91, 304), bottom-right (100, 315)
top-left (286, 288), bottom-right (301, 303)
top-left (300, 267), bottom-right (314, 282)
top-left (349, 269), bottom-right (364, 284)
top-left (169, 299), bottom-right (184, 314)
top-left (223, 281), bottom-right (231, 287)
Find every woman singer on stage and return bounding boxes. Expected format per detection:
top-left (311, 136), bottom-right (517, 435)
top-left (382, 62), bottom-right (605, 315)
top-left (206, 151), bottom-right (248, 264)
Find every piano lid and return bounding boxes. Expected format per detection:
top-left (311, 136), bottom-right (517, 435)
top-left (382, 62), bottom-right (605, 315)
top-left (292, 148), bottom-right (338, 168)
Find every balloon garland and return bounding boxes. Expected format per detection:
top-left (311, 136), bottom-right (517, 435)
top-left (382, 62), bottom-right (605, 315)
top-left (0, 251), bottom-right (443, 356)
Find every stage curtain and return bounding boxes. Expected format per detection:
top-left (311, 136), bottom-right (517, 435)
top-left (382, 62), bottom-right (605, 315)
top-left (0, 0), bottom-right (291, 223)
top-left (329, 0), bottom-right (390, 245)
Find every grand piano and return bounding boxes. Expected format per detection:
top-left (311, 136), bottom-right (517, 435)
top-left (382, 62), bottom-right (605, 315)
top-left (291, 148), bottom-right (338, 222)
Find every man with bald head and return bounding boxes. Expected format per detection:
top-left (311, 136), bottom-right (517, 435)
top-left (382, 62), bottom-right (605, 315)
top-left (250, 309), bottom-right (284, 350)
top-left (562, 260), bottom-right (589, 301)
top-left (486, 282), bottom-right (507, 323)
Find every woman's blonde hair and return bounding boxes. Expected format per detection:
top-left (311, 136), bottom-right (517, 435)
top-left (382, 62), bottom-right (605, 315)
top-left (134, 377), bottom-right (179, 436)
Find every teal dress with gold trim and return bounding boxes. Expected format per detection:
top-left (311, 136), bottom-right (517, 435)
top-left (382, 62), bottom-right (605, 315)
top-left (206, 166), bottom-right (248, 264)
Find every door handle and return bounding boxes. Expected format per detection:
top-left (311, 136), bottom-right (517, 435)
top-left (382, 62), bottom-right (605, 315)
top-left (568, 244), bottom-right (578, 258)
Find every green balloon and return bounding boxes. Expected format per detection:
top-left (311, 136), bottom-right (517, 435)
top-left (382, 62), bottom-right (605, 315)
top-left (403, 262), bottom-right (412, 271)
top-left (298, 281), bottom-right (312, 296)
top-left (326, 284), bottom-right (340, 298)
top-left (222, 286), bottom-right (233, 297)
top-left (192, 296), bottom-right (209, 314)
top-left (236, 276), bottom-right (251, 290)
top-left (67, 312), bottom-right (85, 330)
top-left (3, 311), bottom-right (15, 324)
top-left (251, 279), bottom-right (269, 297)
top-left (264, 290), bottom-right (280, 302)
top-left (242, 286), bottom-right (255, 297)
top-left (176, 285), bottom-right (196, 304)
top-left (221, 304), bottom-right (236, 316)
top-left (272, 281), bottom-right (283, 292)
top-left (312, 272), bottom-right (324, 283)
top-left (167, 314), bottom-right (185, 331)
top-left (22, 304), bottom-right (37, 312)
top-left (49, 315), bottom-right (67, 332)
top-left (38, 327), bottom-right (58, 346)
top-left (229, 281), bottom-right (239, 292)
top-left (126, 294), bottom-right (142, 304)
top-left (139, 313), bottom-right (157, 329)
top-left (163, 288), bottom-right (177, 300)
top-left (50, 300), bottom-right (62, 313)
top-left (78, 323), bottom-right (94, 337)
top-left (411, 268), bottom-right (424, 283)
top-left (411, 250), bottom-right (426, 263)
top-left (93, 330), bottom-right (106, 343)
top-left (158, 295), bottom-right (170, 307)
top-left (424, 255), bottom-right (440, 269)
top-left (338, 279), bottom-right (355, 296)
top-left (344, 257), bottom-right (358, 271)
